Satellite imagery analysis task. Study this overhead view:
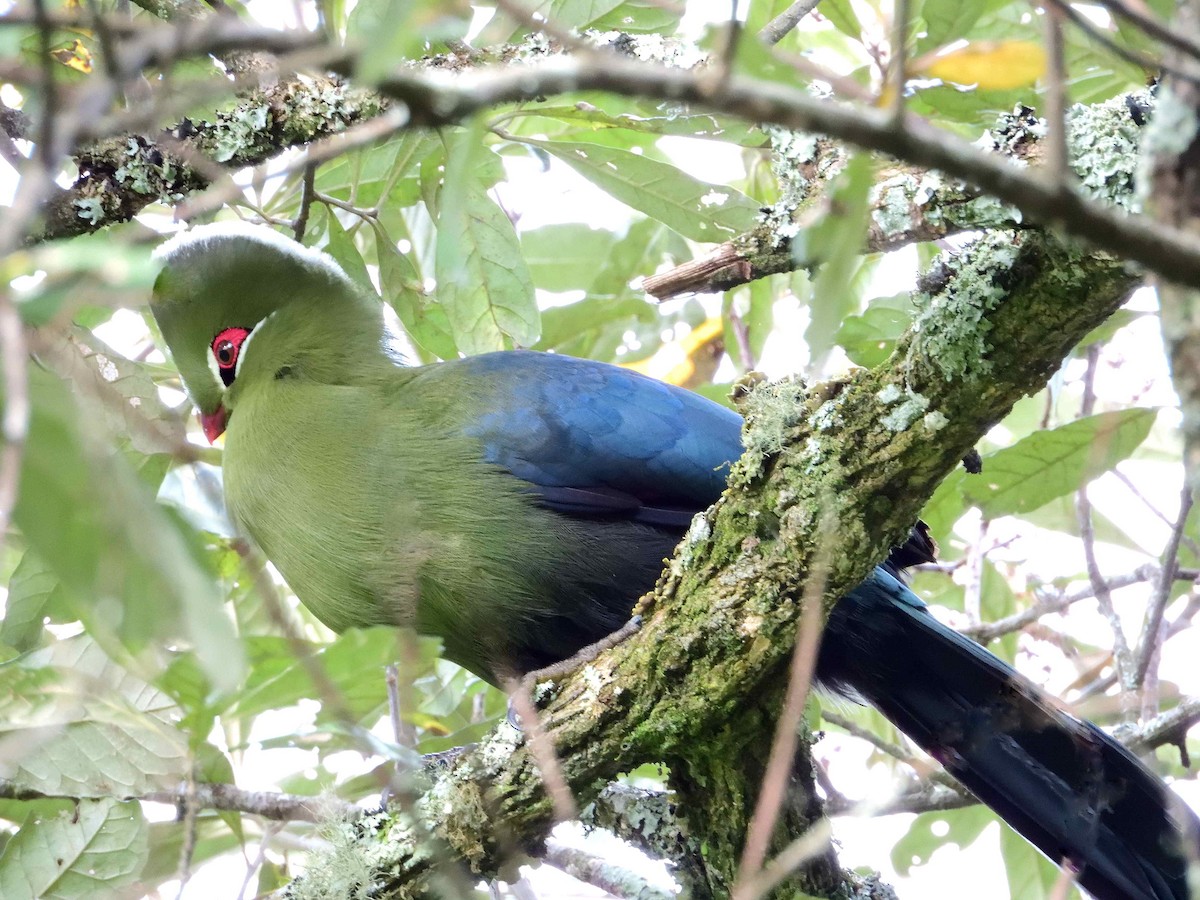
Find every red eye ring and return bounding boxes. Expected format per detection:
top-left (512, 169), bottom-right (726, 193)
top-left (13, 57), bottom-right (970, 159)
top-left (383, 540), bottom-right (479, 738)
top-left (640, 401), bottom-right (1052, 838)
top-left (211, 326), bottom-right (251, 387)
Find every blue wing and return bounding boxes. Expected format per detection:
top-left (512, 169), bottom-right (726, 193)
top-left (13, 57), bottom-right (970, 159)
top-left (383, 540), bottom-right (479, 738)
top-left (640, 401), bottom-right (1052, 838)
top-left (448, 351), bottom-right (743, 527)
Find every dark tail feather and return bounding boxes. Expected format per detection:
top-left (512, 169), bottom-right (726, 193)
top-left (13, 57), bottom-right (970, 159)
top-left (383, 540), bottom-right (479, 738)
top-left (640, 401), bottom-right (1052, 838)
top-left (816, 566), bottom-right (1199, 900)
top-left (883, 520), bottom-right (938, 575)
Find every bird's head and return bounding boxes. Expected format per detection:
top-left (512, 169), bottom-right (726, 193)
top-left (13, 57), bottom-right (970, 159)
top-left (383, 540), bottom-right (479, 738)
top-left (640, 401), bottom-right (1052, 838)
top-left (151, 223), bottom-right (371, 443)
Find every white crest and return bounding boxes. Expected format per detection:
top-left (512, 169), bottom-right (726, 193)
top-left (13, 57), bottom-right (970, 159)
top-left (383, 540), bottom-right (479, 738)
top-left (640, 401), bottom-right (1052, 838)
top-left (153, 221), bottom-right (356, 290)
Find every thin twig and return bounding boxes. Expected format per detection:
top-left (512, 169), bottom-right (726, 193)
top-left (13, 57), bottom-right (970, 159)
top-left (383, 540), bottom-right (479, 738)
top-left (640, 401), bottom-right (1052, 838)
top-left (232, 539), bottom-right (387, 781)
top-left (543, 838), bottom-right (672, 900)
top-left (1135, 485), bottom-right (1195, 688)
top-left (963, 567), bottom-right (1162, 643)
top-left (1042, 1), bottom-right (1069, 185)
top-left (1048, 863), bottom-right (1078, 900)
top-left (823, 781), bottom-right (972, 816)
top-left (711, 0), bottom-right (743, 88)
top-left (1044, 0), bottom-right (1174, 81)
top-left (0, 777), bottom-right (358, 822)
top-left (503, 679), bottom-right (578, 822)
top-left (32, 0), bottom-right (56, 169)
top-left (315, 190), bottom-right (379, 222)
top-left (758, 0), bottom-right (821, 46)
top-left (821, 710), bottom-right (958, 790)
top-left (731, 820), bottom-right (835, 900)
top-left (964, 517), bottom-right (987, 624)
top-left (1092, 0), bottom-right (1200, 67)
top-left (888, 0), bottom-right (909, 121)
top-left (174, 763), bottom-right (199, 900)
top-left (237, 822), bottom-right (284, 900)
top-left (1076, 345), bottom-right (1136, 692)
top-left (293, 160), bottom-right (318, 242)
top-left (812, 759), bottom-right (848, 811)
top-left (173, 107), bottom-right (409, 221)
top-left (733, 508), bottom-right (836, 896)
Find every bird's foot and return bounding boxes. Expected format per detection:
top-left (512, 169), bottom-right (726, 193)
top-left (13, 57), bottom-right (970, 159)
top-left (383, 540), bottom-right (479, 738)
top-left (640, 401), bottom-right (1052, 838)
top-left (506, 615), bottom-right (643, 729)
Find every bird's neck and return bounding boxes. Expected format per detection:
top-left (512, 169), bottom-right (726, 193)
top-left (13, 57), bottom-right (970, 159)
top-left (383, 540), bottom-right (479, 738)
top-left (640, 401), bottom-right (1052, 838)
top-left (235, 293), bottom-right (403, 397)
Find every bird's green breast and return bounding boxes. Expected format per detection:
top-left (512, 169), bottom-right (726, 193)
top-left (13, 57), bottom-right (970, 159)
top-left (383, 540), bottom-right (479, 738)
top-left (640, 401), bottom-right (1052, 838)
top-left (223, 377), bottom-right (399, 632)
top-left (221, 367), bottom-right (627, 680)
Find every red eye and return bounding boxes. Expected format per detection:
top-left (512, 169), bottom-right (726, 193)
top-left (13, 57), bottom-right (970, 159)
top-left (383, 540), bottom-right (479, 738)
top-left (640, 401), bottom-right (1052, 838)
top-left (211, 326), bottom-right (250, 387)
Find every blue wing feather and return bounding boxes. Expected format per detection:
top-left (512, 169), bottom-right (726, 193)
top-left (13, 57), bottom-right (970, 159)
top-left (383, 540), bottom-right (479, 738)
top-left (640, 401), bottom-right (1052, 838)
top-left (451, 351), bottom-right (742, 523)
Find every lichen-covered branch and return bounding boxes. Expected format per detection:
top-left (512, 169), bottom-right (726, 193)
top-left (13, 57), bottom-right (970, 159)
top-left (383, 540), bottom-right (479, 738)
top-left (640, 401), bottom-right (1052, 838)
top-left (36, 75), bottom-right (383, 241)
top-left (375, 59), bottom-right (1200, 289)
top-left (644, 91), bottom-right (1146, 299)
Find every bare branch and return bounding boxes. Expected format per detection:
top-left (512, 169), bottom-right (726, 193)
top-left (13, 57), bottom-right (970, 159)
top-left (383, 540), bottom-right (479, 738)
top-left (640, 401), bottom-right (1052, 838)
top-left (543, 838), bottom-right (673, 900)
top-left (0, 778), bottom-right (359, 822)
top-left (758, 0), bottom-right (821, 46)
top-left (1135, 486), bottom-right (1195, 688)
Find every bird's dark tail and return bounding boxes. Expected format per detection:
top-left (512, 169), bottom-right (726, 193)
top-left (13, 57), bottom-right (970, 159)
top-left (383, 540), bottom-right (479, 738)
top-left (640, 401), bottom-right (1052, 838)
top-left (816, 563), bottom-right (1199, 900)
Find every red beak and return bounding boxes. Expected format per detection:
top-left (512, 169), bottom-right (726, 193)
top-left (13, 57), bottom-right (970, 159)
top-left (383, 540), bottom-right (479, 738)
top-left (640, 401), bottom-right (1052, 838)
top-left (200, 406), bottom-right (228, 444)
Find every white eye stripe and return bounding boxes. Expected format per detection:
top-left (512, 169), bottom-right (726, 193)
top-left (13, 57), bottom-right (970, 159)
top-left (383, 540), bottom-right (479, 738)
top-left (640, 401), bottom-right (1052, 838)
top-left (206, 343), bottom-right (223, 391)
top-left (235, 312), bottom-right (274, 377)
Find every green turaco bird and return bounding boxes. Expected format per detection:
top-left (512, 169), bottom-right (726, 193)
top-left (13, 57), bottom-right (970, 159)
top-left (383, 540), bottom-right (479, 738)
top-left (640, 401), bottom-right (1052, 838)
top-left (152, 223), bottom-right (1198, 900)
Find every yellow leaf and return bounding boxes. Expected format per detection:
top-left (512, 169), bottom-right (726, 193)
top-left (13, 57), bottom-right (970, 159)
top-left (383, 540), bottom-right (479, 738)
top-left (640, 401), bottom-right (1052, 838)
top-left (917, 41), bottom-right (1046, 90)
top-left (50, 39), bottom-right (93, 74)
top-left (407, 713), bottom-right (450, 736)
top-left (622, 317), bottom-right (726, 387)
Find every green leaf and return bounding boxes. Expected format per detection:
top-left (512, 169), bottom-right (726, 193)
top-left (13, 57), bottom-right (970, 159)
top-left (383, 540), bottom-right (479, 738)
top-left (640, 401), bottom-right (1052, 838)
top-left (802, 153), bottom-right (875, 367)
top-left (536, 296), bottom-right (652, 353)
top-left (919, 469), bottom-right (967, 545)
top-left (483, 0), bottom-right (679, 41)
top-left (435, 129), bottom-right (539, 354)
top-left (917, 0), bottom-right (989, 51)
top-left (981, 560), bottom-right (1018, 662)
top-left (893, 805), bottom-right (994, 875)
top-left (347, 0), bottom-right (468, 82)
top-left (962, 409), bottom-right (1157, 517)
top-left (0, 638), bottom-right (188, 796)
top-left (54, 327), bottom-right (185, 472)
top-left (533, 138), bottom-right (761, 242)
top-left (140, 818), bottom-right (242, 886)
top-left (533, 219), bottom-right (686, 362)
top-left (836, 292), bottom-right (915, 368)
top-left (1076, 308), bottom-right (1146, 349)
top-left (820, 0), bottom-right (863, 39)
top-left (317, 132), bottom-right (439, 210)
top-left (2, 552), bottom-right (68, 652)
top-left (999, 821), bottom-right (1070, 899)
top-left (10, 233), bottom-right (158, 328)
top-left (376, 225), bottom-right (458, 360)
top-left (0, 799), bottom-right (147, 900)
top-left (591, 0), bottom-right (681, 31)
top-left (10, 367), bottom-right (244, 692)
top-left (322, 211), bottom-right (377, 298)
top-left (226, 628), bottom-right (422, 723)
top-left (521, 224), bottom-right (619, 292)
top-left (510, 105), bottom-right (760, 146)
